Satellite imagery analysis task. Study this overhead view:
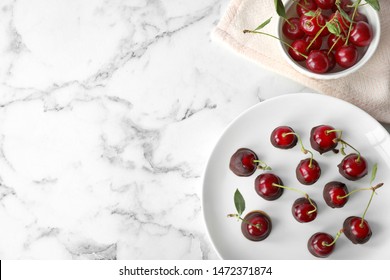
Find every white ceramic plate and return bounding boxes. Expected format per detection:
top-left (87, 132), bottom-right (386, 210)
top-left (202, 93), bottom-right (390, 259)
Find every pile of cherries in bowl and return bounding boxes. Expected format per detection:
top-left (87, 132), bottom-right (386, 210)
top-left (278, 0), bottom-right (380, 76)
top-left (228, 124), bottom-right (384, 258)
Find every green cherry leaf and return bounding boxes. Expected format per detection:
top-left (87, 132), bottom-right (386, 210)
top-left (254, 17), bottom-right (272, 31)
top-left (274, 0), bottom-right (286, 19)
top-left (338, 7), bottom-right (353, 23)
top-left (365, 0), bottom-right (380, 11)
top-left (326, 21), bottom-right (341, 36)
top-left (304, 10), bottom-right (317, 17)
top-left (234, 189), bottom-right (245, 216)
top-left (370, 163), bottom-right (378, 184)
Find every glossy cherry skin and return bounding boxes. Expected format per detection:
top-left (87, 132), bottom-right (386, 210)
top-left (292, 197), bottom-right (318, 223)
top-left (305, 36), bottom-right (323, 51)
top-left (300, 13), bottom-right (327, 37)
top-left (335, 45), bottom-right (358, 68)
top-left (296, 0), bottom-right (318, 17)
top-left (350, 21), bottom-right (373, 47)
top-left (331, 0), bottom-right (353, 13)
top-left (310, 125), bottom-right (338, 154)
top-left (306, 50), bottom-right (330, 74)
top-left (308, 232), bottom-right (335, 258)
top-left (283, 17), bottom-right (305, 40)
top-left (321, 50), bottom-right (336, 71)
top-left (270, 126), bottom-right (298, 149)
top-left (229, 148), bottom-right (258, 177)
top-left (338, 153), bottom-right (368, 181)
top-left (351, 11), bottom-right (368, 24)
top-left (296, 158), bottom-right (321, 185)
top-left (255, 173), bottom-right (284, 201)
top-left (314, 0), bottom-right (336, 10)
top-left (343, 216), bottom-right (372, 244)
top-left (327, 34), bottom-right (346, 51)
top-left (323, 181), bottom-right (349, 208)
top-left (289, 39), bottom-right (310, 61)
top-left (241, 211), bottom-right (272, 241)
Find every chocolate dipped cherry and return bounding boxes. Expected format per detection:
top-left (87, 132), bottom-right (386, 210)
top-left (292, 197), bottom-right (318, 223)
top-left (308, 229), bottom-right (343, 258)
top-left (228, 189), bottom-right (272, 242)
top-left (229, 148), bottom-right (270, 176)
top-left (338, 153), bottom-right (368, 181)
top-left (255, 173), bottom-right (284, 201)
top-left (343, 216), bottom-right (372, 244)
top-left (323, 181), bottom-right (349, 208)
top-left (343, 176), bottom-right (383, 244)
top-left (241, 211), bottom-right (272, 241)
top-left (296, 158), bottom-right (321, 185)
top-left (270, 126), bottom-right (298, 149)
top-left (271, 182), bottom-right (318, 223)
top-left (307, 232), bottom-right (335, 258)
top-left (310, 124), bottom-right (339, 154)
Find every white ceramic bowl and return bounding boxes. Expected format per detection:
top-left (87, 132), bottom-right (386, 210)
top-left (277, 0), bottom-right (381, 80)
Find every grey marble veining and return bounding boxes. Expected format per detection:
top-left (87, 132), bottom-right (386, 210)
top-left (1, 0), bottom-right (386, 260)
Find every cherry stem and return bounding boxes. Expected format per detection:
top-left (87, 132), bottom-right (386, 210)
top-left (243, 30), bottom-right (308, 59)
top-left (253, 159), bottom-right (272, 171)
top-left (227, 214), bottom-right (261, 229)
top-left (335, 138), bottom-right (361, 162)
top-left (272, 183), bottom-right (317, 214)
top-left (337, 183), bottom-right (383, 199)
top-left (283, 132), bottom-right (314, 168)
top-left (360, 183), bottom-right (383, 228)
top-left (345, 0), bottom-right (361, 45)
top-left (323, 229), bottom-right (344, 247)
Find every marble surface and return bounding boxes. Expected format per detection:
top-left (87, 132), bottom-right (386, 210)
top-left (0, 0), bottom-right (389, 260)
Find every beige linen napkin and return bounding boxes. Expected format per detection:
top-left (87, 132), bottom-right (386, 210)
top-left (213, 0), bottom-right (390, 123)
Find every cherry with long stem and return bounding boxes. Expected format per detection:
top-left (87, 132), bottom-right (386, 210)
top-left (273, 183), bottom-right (317, 214)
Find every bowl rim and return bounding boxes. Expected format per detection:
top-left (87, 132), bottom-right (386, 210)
top-left (276, 0), bottom-right (381, 80)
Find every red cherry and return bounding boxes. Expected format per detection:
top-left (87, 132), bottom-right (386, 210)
top-left (320, 50), bottom-right (336, 71)
top-left (343, 216), bottom-right (372, 244)
top-left (304, 36), bottom-right (323, 51)
top-left (323, 181), bottom-right (349, 208)
top-left (306, 50), bottom-right (330, 74)
top-left (350, 11), bottom-right (368, 23)
top-left (296, 0), bottom-right (318, 17)
top-left (229, 148), bottom-right (258, 176)
top-left (296, 158), bottom-right (321, 185)
top-left (270, 126), bottom-right (298, 149)
top-left (241, 211), bottom-right (272, 241)
top-left (314, 0), bottom-right (336, 10)
top-left (308, 232), bottom-right (335, 258)
top-left (255, 173), bottom-right (284, 201)
top-left (327, 34), bottom-right (346, 51)
top-left (338, 153), bottom-right (368, 181)
top-left (331, 0), bottom-right (353, 13)
top-left (292, 197), bottom-right (317, 223)
top-left (310, 124), bottom-right (338, 154)
top-left (289, 39), bottom-right (310, 61)
top-left (300, 13), bottom-right (327, 37)
top-left (283, 18), bottom-right (305, 40)
top-left (350, 21), bottom-right (373, 47)
top-left (335, 45), bottom-right (358, 68)
top-left (329, 12), bottom-right (350, 34)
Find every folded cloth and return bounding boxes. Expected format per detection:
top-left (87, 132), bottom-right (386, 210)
top-left (213, 0), bottom-right (390, 123)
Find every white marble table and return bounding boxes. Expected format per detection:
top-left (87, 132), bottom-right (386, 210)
top-left (0, 0), bottom-right (388, 259)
